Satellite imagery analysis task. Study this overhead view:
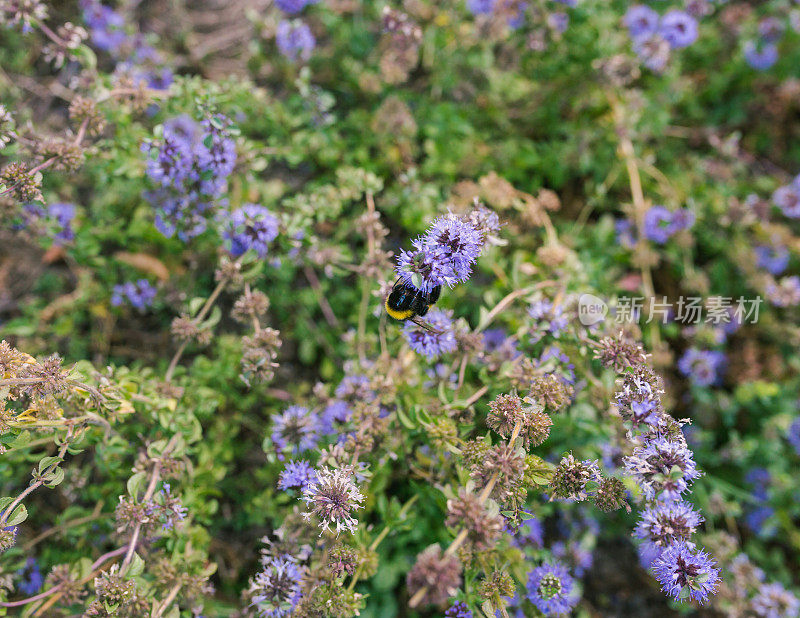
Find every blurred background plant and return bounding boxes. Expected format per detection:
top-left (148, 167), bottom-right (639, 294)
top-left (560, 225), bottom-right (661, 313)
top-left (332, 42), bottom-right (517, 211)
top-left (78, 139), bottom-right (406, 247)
top-left (0, 0), bottom-right (799, 616)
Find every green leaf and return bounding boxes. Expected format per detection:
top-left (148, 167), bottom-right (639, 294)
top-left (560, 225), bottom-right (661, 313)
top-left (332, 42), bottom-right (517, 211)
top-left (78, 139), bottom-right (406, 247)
top-left (126, 553), bottom-right (145, 578)
top-left (395, 407), bottom-right (416, 430)
top-left (38, 456), bottom-right (63, 474)
top-left (127, 472), bottom-right (147, 499)
top-left (43, 466), bottom-right (65, 488)
top-left (6, 504), bottom-right (28, 526)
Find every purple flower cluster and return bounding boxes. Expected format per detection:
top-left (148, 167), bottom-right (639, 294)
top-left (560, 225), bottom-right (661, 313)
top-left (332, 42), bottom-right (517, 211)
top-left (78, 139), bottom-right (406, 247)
top-left (526, 561), bottom-right (578, 615)
top-left (278, 460), bottom-right (317, 491)
top-left (221, 204), bottom-right (280, 258)
top-left (249, 554), bottom-right (303, 617)
top-left (772, 174), bottom-right (800, 219)
top-left (611, 354), bottom-right (719, 603)
top-left (652, 541), bottom-right (719, 604)
top-left (445, 601), bottom-right (473, 617)
top-left (23, 202), bottom-right (76, 244)
top-left (625, 6), bottom-right (699, 71)
top-left (143, 115), bottom-right (237, 241)
top-left (111, 279), bottom-right (157, 311)
top-left (677, 348), bottom-right (726, 387)
top-left (81, 0), bottom-right (127, 52)
top-left (643, 206), bottom-right (695, 244)
top-left (755, 243), bottom-right (790, 275)
top-left (16, 558), bottom-right (43, 595)
top-left (528, 299), bottom-right (568, 343)
top-left (787, 416), bottom-right (800, 456)
top-left (766, 276), bottom-right (800, 308)
top-left (82, 1), bottom-right (173, 89)
top-left (402, 308), bottom-right (457, 359)
top-left (397, 210), bottom-right (496, 294)
top-left (270, 405), bottom-right (322, 456)
top-left (744, 17), bottom-right (785, 71)
top-left (276, 20), bottom-right (315, 62)
top-left (275, 0), bottom-right (318, 14)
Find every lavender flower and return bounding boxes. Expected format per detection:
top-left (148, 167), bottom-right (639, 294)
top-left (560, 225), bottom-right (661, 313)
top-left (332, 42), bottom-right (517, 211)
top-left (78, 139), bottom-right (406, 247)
top-left (221, 204), bottom-right (280, 257)
top-left (157, 483), bottom-right (188, 530)
top-left (23, 202), bottom-right (77, 244)
top-left (445, 601), bottom-right (473, 617)
top-left (624, 5), bottom-right (659, 39)
top-left (249, 554), bottom-right (303, 617)
top-left (275, 0), bottom-right (318, 14)
top-left (301, 466), bottom-right (365, 536)
top-left (633, 33), bottom-right (671, 72)
top-left (677, 348), bottom-right (725, 387)
top-left (467, 0), bottom-right (496, 16)
top-left (659, 10), bottom-right (698, 49)
top-left (17, 558), bottom-right (43, 595)
top-left (643, 206), bottom-right (694, 244)
top-left (271, 405), bottom-right (322, 455)
top-left (278, 460), bottom-right (317, 491)
top-left (767, 276), bottom-right (800, 307)
top-left (526, 561), bottom-right (577, 616)
top-left (396, 210), bottom-right (491, 293)
top-left (744, 41), bottom-right (779, 71)
top-left (82, 1), bottom-right (128, 52)
top-left (615, 218), bottom-right (637, 248)
top-left (755, 244), bottom-right (790, 275)
top-left (787, 416), bottom-right (800, 456)
top-left (652, 541), bottom-right (719, 604)
top-left (772, 180), bottom-right (800, 218)
top-left (402, 308), bottom-right (457, 359)
top-left (143, 114), bottom-right (237, 241)
top-left (276, 20), bottom-right (315, 62)
top-left (752, 582), bottom-right (800, 618)
top-left (111, 279), bottom-right (157, 311)
top-left (624, 436), bottom-right (701, 501)
top-left (634, 501), bottom-right (704, 548)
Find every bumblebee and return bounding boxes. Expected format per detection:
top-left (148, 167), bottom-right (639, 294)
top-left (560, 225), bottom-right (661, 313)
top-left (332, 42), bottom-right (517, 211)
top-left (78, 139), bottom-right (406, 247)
top-left (385, 279), bottom-right (442, 328)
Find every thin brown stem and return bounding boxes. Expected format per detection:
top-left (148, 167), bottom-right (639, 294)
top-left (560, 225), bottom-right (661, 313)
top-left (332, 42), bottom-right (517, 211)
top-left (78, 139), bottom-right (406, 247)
top-left (408, 418), bottom-right (523, 608)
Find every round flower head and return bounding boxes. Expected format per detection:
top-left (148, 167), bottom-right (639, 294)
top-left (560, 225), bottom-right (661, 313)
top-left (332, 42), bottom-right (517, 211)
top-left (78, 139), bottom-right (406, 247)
top-left (222, 204), bottom-right (280, 257)
top-left (249, 554), bottom-right (303, 617)
top-left (755, 244), bottom-right (790, 275)
top-left (424, 214), bottom-right (484, 283)
top-left (526, 561), bottom-right (577, 615)
top-left (752, 582), bottom-right (800, 618)
top-left (301, 466), bottom-right (365, 536)
top-left (624, 5), bottom-right (659, 39)
top-left (402, 308), bottom-right (457, 359)
top-left (744, 40), bottom-right (778, 71)
top-left (652, 541), bottom-right (719, 604)
top-left (396, 239), bottom-right (458, 294)
top-left (278, 460), bottom-right (317, 491)
top-left (633, 33), bottom-right (671, 72)
top-left (550, 453), bottom-right (601, 502)
top-left (772, 182), bottom-right (800, 219)
top-left (677, 349), bottom-right (725, 387)
top-left (767, 276), bottom-right (800, 308)
top-left (271, 405), bottom-right (321, 455)
top-left (659, 10), bottom-right (698, 49)
top-left (643, 205), bottom-right (678, 244)
top-left (276, 19), bottom-right (315, 62)
top-left (634, 500), bottom-right (704, 547)
top-left (624, 436), bottom-right (701, 501)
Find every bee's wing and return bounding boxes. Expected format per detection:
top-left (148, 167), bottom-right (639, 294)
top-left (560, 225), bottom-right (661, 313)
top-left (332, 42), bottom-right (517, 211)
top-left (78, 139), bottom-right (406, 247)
top-left (410, 316), bottom-right (443, 334)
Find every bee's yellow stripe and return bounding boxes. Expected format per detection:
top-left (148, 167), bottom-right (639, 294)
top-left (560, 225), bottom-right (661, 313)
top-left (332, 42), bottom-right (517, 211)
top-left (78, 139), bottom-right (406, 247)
top-left (385, 298), bottom-right (414, 321)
